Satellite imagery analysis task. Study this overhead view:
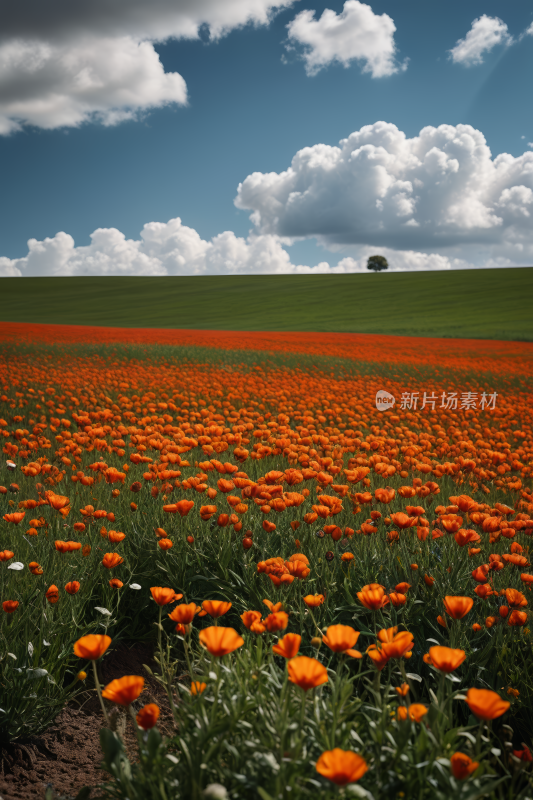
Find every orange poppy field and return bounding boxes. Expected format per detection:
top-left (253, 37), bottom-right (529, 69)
top-left (1, 324), bottom-right (533, 799)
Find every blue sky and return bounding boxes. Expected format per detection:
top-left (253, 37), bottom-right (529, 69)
top-left (1, 0), bottom-right (533, 275)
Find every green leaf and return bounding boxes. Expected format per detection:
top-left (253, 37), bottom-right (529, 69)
top-left (257, 788), bottom-right (276, 800)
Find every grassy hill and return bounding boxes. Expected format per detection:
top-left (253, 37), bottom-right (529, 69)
top-left (1, 268), bottom-right (532, 339)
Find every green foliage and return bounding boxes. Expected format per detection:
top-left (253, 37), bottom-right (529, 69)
top-left (1, 268), bottom-right (533, 339)
top-left (366, 255), bottom-right (389, 272)
top-left (95, 640), bottom-right (527, 800)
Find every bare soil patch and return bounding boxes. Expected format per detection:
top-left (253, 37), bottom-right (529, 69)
top-left (0, 641), bottom-right (175, 800)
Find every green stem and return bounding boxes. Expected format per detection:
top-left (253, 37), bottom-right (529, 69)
top-left (92, 658), bottom-right (110, 726)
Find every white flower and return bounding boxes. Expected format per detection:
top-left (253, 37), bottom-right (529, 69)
top-left (203, 785), bottom-right (229, 800)
top-left (129, 583), bottom-right (141, 590)
top-left (8, 562), bottom-right (24, 570)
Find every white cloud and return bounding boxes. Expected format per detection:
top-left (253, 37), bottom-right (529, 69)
top-left (0, 216), bottom-right (471, 277)
top-left (4, 118), bottom-right (533, 276)
top-left (234, 121), bottom-right (533, 262)
top-left (286, 0), bottom-right (402, 78)
top-left (0, 0), bottom-right (298, 133)
top-left (0, 36), bottom-right (188, 134)
top-left (0, 258), bottom-right (22, 276)
top-left (448, 15), bottom-right (512, 66)
top-left (1, 0), bottom-right (299, 44)
top-left (0, 219), bottom-right (306, 276)
top-left (1, 214), bottom-right (524, 277)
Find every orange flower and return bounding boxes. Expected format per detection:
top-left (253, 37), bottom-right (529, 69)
top-left (388, 592), bottom-right (407, 607)
top-left (395, 683), bottom-right (409, 697)
top-left (191, 681), bottom-right (207, 695)
top-left (424, 575), bottom-right (435, 587)
top-left (108, 530), bottom-right (126, 543)
top-left (382, 631), bottom-right (414, 660)
top-left (175, 499), bottom-right (194, 517)
top-left (202, 600), bottom-right (232, 618)
top-left (503, 553), bottom-right (529, 567)
top-left (485, 615), bottom-right (497, 628)
top-left (46, 492), bottom-right (70, 511)
top-left (315, 749), bottom-right (368, 785)
top-left (46, 584), bottom-right (59, 604)
top-left (443, 596), bottom-right (474, 620)
top-left (395, 582), bottom-right (411, 593)
top-left (428, 646), bottom-right (466, 673)
top-left (241, 610), bottom-right (262, 629)
top-left (357, 583), bottom-right (388, 610)
top-left (158, 538), bottom-right (173, 550)
top-left (450, 753), bottom-right (479, 780)
top-left (109, 578), bottom-right (123, 588)
top-left (508, 610), bottom-right (528, 626)
top-left (264, 612), bottom-right (289, 633)
top-left (102, 552), bottom-right (124, 569)
top-left (322, 625), bottom-right (362, 658)
top-left (136, 703), bottom-right (160, 730)
top-left (0, 550), bottom-right (14, 561)
top-left (397, 704), bottom-right (428, 722)
top-left (288, 656), bottom-right (328, 691)
top-left (168, 603), bottom-right (200, 624)
top-left (102, 675), bottom-right (144, 706)
top-left (250, 620), bottom-right (267, 634)
top-left (465, 688), bottom-right (510, 720)
top-left (272, 633), bottom-right (301, 659)
top-left (341, 552), bottom-right (355, 563)
top-left (2, 600), bottom-right (19, 613)
top-left (471, 565), bottom-right (490, 583)
top-left (366, 644), bottom-right (390, 671)
top-left (263, 599), bottom-right (284, 613)
top-left (200, 505), bottom-right (217, 521)
top-left (65, 581), bottom-right (80, 595)
top-left (3, 512), bottom-right (25, 524)
top-left (303, 594), bottom-right (325, 608)
top-left (74, 634), bottom-right (111, 660)
top-left (199, 626), bottom-right (244, 656)
top-left (390, 512), bottom-right (416, 529)
top-left (150, 587), bottom-right (182, 606)
top-left (505, 588), bottom-right (527, 608)
top-left (376, 626), bottom-right (398, 643)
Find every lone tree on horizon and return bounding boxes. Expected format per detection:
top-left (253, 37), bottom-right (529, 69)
top-left (366, 254), bottom-right (389, 272)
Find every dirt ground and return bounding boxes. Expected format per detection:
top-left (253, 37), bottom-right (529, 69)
top-left (0, 642), bottom-right (176, 800)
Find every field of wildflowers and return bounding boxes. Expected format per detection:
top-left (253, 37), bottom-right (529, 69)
top-left (1, 325), bottom-right (533, 800)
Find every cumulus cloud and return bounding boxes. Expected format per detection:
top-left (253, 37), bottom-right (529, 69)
top-left (1, 0), bottom-right (298, 44)
top-left (285, 0), bottom-right (403, 77)
top-left (0, 219), bottom-right (307, 276)
top-left (0, 36), bottom-right (188, 134)
top-left (1, 216), bottom-right (471, 277)
top-left (448, 15), bottom-right (512, 66)
top-left (234, 121), bottom-right (533, 262)
top-left (0, 0), bottom-right (297, 133)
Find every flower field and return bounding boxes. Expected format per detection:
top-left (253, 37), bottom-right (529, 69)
top-left (1, 327), bottom-right (533, 800)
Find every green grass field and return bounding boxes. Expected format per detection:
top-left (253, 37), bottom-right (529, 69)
top-left (2, 267), bottom-right (532, 339)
